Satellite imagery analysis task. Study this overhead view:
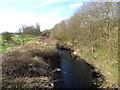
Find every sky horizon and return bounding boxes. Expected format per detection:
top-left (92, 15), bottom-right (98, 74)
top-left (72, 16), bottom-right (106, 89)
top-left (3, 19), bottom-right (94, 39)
top-left (0, 0), bottom-right (89, 33)
top-left (0, 0), bottom-right (118, 33)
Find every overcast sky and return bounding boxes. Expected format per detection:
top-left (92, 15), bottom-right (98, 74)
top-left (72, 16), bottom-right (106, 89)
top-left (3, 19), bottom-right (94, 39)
top-left (0, 0), bottom-right (90, 33)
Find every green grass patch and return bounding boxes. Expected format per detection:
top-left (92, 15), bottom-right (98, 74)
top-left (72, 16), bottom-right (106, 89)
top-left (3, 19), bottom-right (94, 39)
top-left (0, 35), bottom-right (38, 53)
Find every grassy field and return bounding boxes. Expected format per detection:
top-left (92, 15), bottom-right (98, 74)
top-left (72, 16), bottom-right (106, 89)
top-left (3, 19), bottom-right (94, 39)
top-left (0, 35), bottom-right (37, 53)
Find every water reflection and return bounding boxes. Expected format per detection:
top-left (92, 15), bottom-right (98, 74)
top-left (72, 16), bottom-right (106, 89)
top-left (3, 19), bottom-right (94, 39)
top-left (59, 50), bottom-right (96, 88)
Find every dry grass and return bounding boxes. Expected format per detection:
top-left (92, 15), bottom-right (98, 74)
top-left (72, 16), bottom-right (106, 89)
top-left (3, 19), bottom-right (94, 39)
top-left (2, 38), bottom-right (61, 89)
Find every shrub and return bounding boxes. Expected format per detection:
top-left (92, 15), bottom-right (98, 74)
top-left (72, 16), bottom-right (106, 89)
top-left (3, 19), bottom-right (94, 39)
top-left (41, 30), bottom-right (50, 37)
top-left (2, 32), bottom-right (14, 42)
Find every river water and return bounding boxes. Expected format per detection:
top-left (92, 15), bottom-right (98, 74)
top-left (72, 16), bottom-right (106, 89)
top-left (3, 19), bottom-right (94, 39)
top-left (58, 50), bottom-right (97, 88)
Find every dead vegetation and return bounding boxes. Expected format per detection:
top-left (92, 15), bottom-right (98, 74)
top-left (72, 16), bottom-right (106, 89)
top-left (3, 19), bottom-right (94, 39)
top-left (2, 38), bottom-right (61, 89)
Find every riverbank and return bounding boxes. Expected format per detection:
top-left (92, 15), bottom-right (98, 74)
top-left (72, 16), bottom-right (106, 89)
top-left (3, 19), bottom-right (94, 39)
top-left (56, 41), bottom-right (118, 89)
top-left (58, 50), bottom-right (102, 88)
top-left (1, 38), bottom-right (118, 89)
top-left (2, 37), bottom-right (61, 89)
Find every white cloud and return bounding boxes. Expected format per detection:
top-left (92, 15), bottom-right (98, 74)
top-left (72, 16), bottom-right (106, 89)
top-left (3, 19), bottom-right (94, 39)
top-left (0, 0), bottom-right (43, 2)
top-left (45, 0), bottom-right (64, 5)
top-left (45, 0), bottom-right (87, 4)
top-left (43, 7), bottom-right (65, 17)
top-left (0, 11), bottom-right (65, 33)
top-left (89, 0), bottom-right (119, 2)
top-left (0, 0), bottom-right (86, 4)
top-left (43, 11), bottom-right (59, 17)
top-left (0, 0), bottom-right (83, 33)
top-left (69, 3), bottom-right (83, 8)
top-left (0, 2), bottom-right (66, 33)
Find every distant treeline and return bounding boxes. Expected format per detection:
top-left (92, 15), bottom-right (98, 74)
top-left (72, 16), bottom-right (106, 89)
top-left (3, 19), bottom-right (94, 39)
top-left (1, 23), bottom-right (51, 41)
top-left (51, 2), bottom-right (118, 52)
top-left (18, 23), bottom-right (41, 36)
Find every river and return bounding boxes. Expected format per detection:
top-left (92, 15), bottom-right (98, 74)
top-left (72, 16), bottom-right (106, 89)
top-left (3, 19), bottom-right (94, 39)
top-left (58, 50), bottom-right (98, 88)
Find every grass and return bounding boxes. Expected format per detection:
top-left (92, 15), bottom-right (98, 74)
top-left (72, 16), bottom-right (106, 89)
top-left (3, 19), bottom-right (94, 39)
top-left (77, 47), bottom-right (118, 88)
top-left (0, 35), bottom-right (37, 53)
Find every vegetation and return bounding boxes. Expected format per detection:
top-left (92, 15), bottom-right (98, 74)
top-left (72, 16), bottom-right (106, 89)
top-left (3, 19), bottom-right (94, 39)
top-left (0, 25), bottom-right (50, 53)
top-left (0, 35), bottom-right (37, 53)
top-left (51, 2), bottom-right (118, 88)
top-left (41, 29), bottom-right (50, 37)
top-left (19, 23), bottom-right (41, 36)
top-left (2, 38), bottom-right (61, 88)
top-left (2, 32), bottom-right (14, 42)
top-left (0, 23), bottom-right (44, 53)
top-left (1, 2), bottom-right (118, 89)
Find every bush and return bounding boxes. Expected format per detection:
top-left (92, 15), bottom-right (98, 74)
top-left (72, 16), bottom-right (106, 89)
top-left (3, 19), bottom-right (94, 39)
top-left (19, 23), bottom-right (41, 36)
top-left (41, 30), bottom-right (50, 37)
top-left (2, 32), bottom-right (14, 42)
